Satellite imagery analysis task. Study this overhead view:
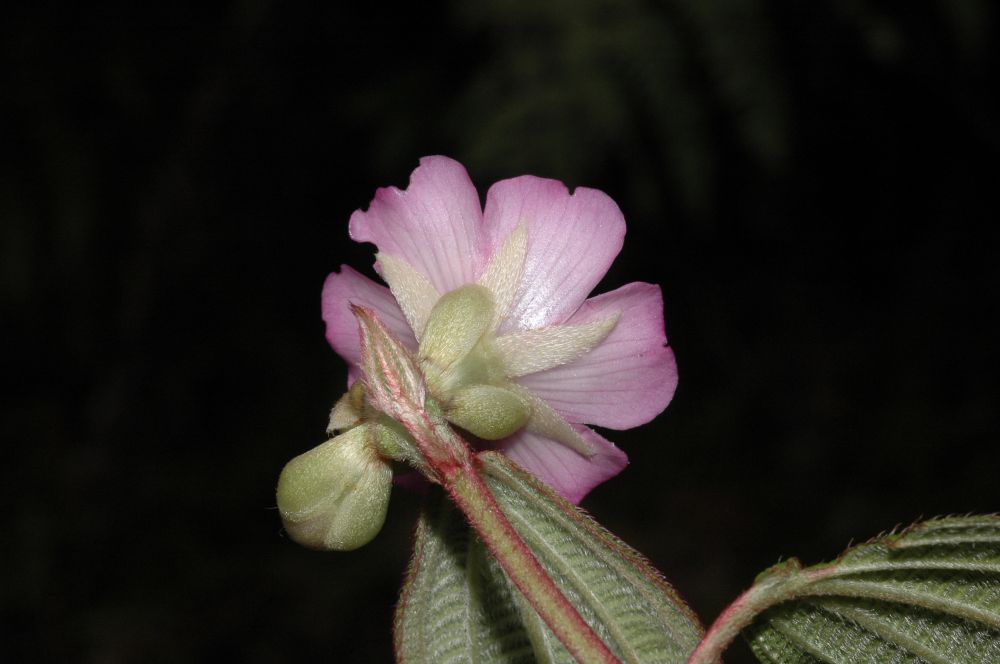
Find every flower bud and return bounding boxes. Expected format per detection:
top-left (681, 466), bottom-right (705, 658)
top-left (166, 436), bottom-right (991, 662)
top-left (418, 285), bottom-right (495, 393)
top-left (276, 425), bottom-right (392, 551)
top-left (445, 384), bottom-right (531, 440)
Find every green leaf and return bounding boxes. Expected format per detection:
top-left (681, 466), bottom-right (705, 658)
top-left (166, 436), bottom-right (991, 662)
top-left (395, 452), bottom-right (704, 664)
top-left (743, 516), bottom-right (1000, 664)
top-left (394, 493), bottom-right (537, 664)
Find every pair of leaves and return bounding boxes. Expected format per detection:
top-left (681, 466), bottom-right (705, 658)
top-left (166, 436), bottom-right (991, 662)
top-left (394, 451), bottom-right (704, 663)
top-left (393, 447), bottom-right (999, 663)
top-left (743, 516), bottom-right (1000, 664)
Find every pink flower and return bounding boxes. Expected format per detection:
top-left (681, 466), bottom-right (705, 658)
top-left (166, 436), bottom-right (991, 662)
top-left (322, 156), bottom-right (677, 503)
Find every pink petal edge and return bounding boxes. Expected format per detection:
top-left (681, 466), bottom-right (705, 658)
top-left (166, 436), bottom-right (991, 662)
top-left (517, 282), bottom-right (678, 429)
top-left (348, 156), bottom-right (486, 294)
top-left (483, 175), bottom-right (626, 331)
top-left (501, 426), bottom-right (628, 504)
top-left (321, 265), bottom-right (416, 370)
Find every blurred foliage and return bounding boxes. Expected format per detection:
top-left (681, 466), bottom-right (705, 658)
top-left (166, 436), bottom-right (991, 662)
top-left (452, 0), bottom-right (789, 217)
top-left (3, 1), bottom-right (999, 663)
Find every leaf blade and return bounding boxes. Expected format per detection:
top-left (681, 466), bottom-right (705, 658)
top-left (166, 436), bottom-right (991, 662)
top-left (395, 493), bottom-right (538, 664)
top-left (395, 452), bottom-right (705, 663)
top-left (742, 515), bottom-right (1000, 664)
top-left (478, 451), bottom-right (704, 663)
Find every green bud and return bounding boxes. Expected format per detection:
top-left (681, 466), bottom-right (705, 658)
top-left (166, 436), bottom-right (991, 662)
top-left (445, 384), bottom-right (532, 440)
top-left (418, 285), bottom-right (495, 393)
top-left (276, 425), bottom-right (392, 551)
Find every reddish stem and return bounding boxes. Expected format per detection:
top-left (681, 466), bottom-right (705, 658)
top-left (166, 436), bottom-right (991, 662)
top-left (446, 459), bottom-right (619, 664)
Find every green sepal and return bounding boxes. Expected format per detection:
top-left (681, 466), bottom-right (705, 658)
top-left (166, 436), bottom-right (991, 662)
top-left (394, 452), bottom-right (704, 663)
top-left (742, 515), bottom-right (1000, 664)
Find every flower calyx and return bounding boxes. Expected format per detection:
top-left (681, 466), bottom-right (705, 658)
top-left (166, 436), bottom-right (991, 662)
top-left (352, 304), bottom-right (471, 481)
top-left (416, 284), bottom-right (533, 442)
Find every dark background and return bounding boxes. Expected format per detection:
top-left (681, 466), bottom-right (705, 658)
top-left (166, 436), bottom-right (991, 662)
top-left (4, 2), bottom-right (998, 662)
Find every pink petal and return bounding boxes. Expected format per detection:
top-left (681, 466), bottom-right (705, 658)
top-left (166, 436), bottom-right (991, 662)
top-left (501, 426), bottom-right (628, 504)
top-left (321, 266), bottom-right (416, 370)
top-left (349, 156), bottom-right (485, 293)
top-left (517, 282), bottom-right (677, 429)
top-left (482, 176), bottom-right (625, 330)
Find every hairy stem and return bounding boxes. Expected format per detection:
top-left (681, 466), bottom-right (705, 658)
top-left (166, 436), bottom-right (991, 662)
top-left (446, 459), bottom-right (619, 664)
top-left (685, 585), bottom-right (770, 664)
top-left (686, 562), bottom-right (820, 664)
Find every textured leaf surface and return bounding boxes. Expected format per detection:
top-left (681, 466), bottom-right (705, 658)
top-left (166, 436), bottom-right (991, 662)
top-left (395, 452), bottom-right (704, 663)
top-left (743, 516), bottom-right (1000, 664)
top-left (394, 494), bottom-right (536, 664)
